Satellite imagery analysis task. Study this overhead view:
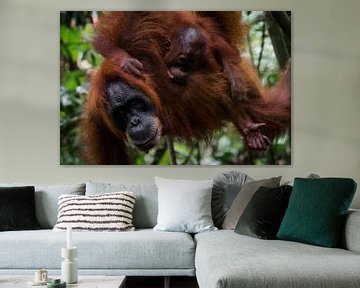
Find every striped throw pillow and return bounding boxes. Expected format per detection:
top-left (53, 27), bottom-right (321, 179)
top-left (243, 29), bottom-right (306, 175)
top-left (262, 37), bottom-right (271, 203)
top-left (53, 192), bottom-right (135, 231)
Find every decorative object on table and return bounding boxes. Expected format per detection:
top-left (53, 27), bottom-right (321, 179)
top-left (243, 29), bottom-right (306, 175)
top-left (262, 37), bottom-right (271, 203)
top-left (47, 279), bottom-right (66, 288)
top-left (35, 269), bottom-right (48, 283)
top-left (61, 226), bottom-right (78, 284)
top-left (27, 269), bottom-right (51, 286)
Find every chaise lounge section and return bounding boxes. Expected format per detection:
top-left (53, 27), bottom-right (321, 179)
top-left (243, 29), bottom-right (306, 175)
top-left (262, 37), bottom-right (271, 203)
top-left (195, 212), bottom-right (360, 288)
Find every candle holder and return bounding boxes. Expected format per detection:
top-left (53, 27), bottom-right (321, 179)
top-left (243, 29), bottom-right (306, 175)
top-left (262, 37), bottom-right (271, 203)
top-left (61, 247), bottom-right (78, 284)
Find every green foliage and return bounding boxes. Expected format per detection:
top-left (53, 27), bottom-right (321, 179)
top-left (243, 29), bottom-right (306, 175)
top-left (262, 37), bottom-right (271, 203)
top-left (60, 11), bottom-right (291, 165)
top-left (60, 12), bottom-right (102, 165)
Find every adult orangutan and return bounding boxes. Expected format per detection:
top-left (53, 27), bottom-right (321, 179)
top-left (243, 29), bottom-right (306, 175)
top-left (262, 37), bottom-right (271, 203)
top-left (81, 12), bottom-right (291, 164)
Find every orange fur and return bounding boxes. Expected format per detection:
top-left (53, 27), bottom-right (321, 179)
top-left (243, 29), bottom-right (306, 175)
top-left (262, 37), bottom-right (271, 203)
top-left (82, 12), bottom-right (291, 164)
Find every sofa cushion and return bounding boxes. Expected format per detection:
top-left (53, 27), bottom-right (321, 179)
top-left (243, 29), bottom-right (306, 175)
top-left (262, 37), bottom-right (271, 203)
top-left (0, 229), bottom-right (195, 271)
top-left (234, 185), bottom-right (292, 239)
top-left (53, 192), bottom-right (136, 232)
top-left (222, 177), bottom-right (281, 229)
top-left (342, 209), bottom-right (360, 253)
top-left (0, 186), bottom-right (40, 231)
top-left (0, 183), bottom-right (86, 229)
top-left (153, 177), bottom-right (216, 233)
top-left (212, 171), bottom-right (251, 228)
top-left (86, 182), bottom-right (157, 229)
top-left (282, 173), bottom-right (320, 186)
top-left (195, 230), bottom-right (360, 288)
top-left (277, 178), bottom-right (357, 247)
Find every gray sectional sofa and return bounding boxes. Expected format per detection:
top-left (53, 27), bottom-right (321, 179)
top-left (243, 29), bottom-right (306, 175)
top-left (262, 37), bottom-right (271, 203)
top-left (0, 181), bottom-right (359, 288)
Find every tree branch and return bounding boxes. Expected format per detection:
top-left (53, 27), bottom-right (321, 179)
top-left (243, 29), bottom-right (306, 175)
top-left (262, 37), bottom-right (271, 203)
top-left (264, 12), bottom-right (290, 69)
top-left (271, 11), bottom-right (291, 40)
top-left (167, 136), bottom-right (177, 165)
top-left (256, 23), bottom-right (266, 73)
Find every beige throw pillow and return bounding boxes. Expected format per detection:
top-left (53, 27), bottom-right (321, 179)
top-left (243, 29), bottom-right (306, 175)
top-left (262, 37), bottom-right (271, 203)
top-left (222, 177), bottom-right (281, 230)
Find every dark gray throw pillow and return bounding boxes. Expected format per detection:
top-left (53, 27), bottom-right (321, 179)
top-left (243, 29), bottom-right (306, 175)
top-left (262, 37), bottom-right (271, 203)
top-left (223, 176), bottom-right (281, 230)
top-left (212, 171), bottom-right (251, 228)
top-left (234, 185), bottom-right (293, 239)
top-left (0, 186), bottom-right (41, 231)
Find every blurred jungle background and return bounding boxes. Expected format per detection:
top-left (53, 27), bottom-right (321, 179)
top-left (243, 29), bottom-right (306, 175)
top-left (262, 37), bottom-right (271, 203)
top-left (60, 11), bottom-right (291, 165)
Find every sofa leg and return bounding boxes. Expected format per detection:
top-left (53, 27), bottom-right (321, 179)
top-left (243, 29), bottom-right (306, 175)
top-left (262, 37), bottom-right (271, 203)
top-left (164, 276), bottom-right (170, 288)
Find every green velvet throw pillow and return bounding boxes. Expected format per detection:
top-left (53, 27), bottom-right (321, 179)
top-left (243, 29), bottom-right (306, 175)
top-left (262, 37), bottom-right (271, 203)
top-left (235, 185), bottom-right (292, 239)
top-left (0, 186), bottom-right (41, 231)
top-left (277, 178), bottom-right (357, 247)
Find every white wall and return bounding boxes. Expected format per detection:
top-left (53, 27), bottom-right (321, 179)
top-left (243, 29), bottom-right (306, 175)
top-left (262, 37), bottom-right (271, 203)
top-left (0, 0), bottom-right (359, 208)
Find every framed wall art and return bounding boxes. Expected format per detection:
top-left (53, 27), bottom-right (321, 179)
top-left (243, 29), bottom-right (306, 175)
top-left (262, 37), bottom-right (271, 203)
top-left (60, 11), bottom-right (291, 165)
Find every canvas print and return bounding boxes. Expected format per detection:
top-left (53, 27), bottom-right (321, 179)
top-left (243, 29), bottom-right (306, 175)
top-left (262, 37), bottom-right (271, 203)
top-left (60, 11), bottom-right (291, 165)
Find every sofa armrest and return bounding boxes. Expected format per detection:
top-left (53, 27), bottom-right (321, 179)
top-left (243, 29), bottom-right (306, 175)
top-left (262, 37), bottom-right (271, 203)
top-left (342, 209), bottom-right (360, 253)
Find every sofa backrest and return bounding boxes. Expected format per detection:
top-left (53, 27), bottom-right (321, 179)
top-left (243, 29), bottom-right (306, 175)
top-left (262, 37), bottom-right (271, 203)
top-left (0, 182), bottom-right (86, 228)
top-left (341, 209), bottom-right (360, 253)
top-left (86, 181), bottom-right (158, 229)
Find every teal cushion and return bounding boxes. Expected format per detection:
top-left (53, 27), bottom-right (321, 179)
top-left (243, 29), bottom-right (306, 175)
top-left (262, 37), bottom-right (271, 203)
top-left (277, 178), bottom-right (357, 247)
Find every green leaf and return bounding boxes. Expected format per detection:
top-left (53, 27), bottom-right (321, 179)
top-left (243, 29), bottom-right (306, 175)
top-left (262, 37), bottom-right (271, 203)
top-left (158, 150), bottom-right (171, 165)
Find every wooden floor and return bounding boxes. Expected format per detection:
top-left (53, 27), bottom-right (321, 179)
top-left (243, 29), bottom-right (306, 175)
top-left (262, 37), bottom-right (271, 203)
top-left (126, 276), bottom-right (199, 288)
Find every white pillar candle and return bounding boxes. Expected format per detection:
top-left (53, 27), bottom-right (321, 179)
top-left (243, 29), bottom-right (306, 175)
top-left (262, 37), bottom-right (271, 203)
top-left (67, 225), bottom-right (72, 249)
